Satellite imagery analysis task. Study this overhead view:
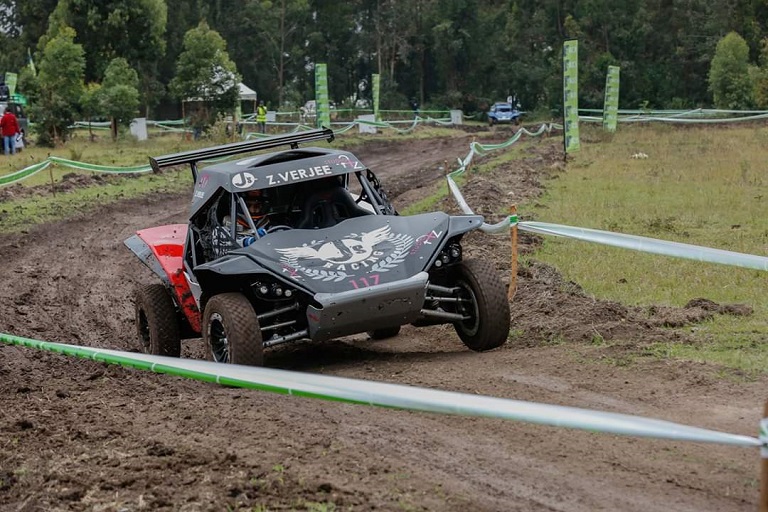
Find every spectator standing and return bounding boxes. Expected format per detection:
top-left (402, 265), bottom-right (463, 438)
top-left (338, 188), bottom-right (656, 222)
top-left (256, 100), bottom-right (267, 134)
top-left (0, 109), bottom-right (20, 155)
top-left (189, 108), bottom-right (206, 141)
top-left (0, 81), bottom-right (9, 101)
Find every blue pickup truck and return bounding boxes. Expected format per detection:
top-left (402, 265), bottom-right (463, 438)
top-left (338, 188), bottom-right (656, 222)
top-left (487, 102), bottom-right (522, 126)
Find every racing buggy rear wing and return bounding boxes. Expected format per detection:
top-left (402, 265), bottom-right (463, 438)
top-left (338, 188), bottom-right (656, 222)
top-left (149, 128), bottom-right (335, 182)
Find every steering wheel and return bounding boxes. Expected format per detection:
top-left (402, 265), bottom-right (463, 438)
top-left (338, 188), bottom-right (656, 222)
top-left (267, 225), bottom-right (293, 233)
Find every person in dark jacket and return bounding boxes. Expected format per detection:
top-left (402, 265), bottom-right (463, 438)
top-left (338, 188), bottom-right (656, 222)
top-left (0, 109), bottom-right (20, 155)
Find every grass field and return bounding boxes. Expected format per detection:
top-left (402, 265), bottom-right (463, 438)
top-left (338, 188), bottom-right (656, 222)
top-left (530, 123), bottom-right (768, 373)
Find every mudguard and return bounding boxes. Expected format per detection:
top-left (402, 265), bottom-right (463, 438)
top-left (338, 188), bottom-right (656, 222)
top-left (124, 224), bottom-right (201, 333)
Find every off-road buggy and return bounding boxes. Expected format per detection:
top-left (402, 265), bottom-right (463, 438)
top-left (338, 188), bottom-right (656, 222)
top-left (126, 128), bottom-right (510, 366)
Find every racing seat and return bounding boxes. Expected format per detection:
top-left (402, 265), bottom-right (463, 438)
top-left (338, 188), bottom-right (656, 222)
top-left (295, 186), bottom-right (372, 229)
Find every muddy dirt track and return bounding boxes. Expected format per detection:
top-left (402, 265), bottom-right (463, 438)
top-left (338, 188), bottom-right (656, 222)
top-left (0, 127), bottom-right (764, 511)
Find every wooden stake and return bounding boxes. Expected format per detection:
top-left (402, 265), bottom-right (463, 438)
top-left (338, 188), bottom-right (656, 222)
top-left (760, 400), bottom-right (768, 512)
top-left (48, 156), bottom-right (56, 197)
top-left (508, 204), bottom-right (518, 301)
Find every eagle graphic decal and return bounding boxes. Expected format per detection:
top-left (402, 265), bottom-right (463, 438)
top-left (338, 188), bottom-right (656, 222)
top-left (276, 226), bottom-right (414, 282)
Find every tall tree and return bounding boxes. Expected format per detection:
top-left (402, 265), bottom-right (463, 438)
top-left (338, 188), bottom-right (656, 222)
top-left (219, 0), bottom-right (310, 108)
top-left (306, 0), bottom-right (364, 106)
top-left (265, 0), bottom-right (310, 107)
top-left (101, 57), bottom-right (141, 139)
top-left (356, 0), bottom-right (418, 107)
top-left (80, 82), bottom-right (103, 141)
top-left (428, 0), bottom-right (481, 103)
top-left (32, 26), bottom-right (85, 145)
top-left (153, 0), bottom-right (207, 116)
top-left (709, 31), bottom-right (754, 109)
top-left (169, 21), bottom-right (240, 126)
top-left (42, 0), bottom-right (167, 94)
top-left (753, 37), bottom-right (768, 108)
top-left (0, 0), bottom-right (58, 72)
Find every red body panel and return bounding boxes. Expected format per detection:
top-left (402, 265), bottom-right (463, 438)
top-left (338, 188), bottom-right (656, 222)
top-left (136, 224), bottom-right (201, 334)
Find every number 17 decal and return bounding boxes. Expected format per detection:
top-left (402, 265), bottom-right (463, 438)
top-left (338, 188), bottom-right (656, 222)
top-left (349, 274), bottom-right (381, 289)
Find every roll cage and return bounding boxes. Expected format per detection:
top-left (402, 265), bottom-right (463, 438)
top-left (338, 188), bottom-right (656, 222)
top-left (148, 129), bottom-right (396, 271)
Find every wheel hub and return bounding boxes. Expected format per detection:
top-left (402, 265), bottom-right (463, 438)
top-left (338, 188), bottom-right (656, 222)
top-left (138, 310), bottom-right (151, 352)
top-left (209, 313), bottom-right (230, 363)
top-left (455, 280), bottom-right (480, 336)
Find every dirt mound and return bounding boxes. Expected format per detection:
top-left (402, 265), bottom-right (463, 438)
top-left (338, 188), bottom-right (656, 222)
top-left (510, 261), bottom-right (751, 346)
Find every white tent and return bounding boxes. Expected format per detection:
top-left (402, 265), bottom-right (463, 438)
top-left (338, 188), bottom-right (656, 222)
top-left (185, 79), bottom-right (255, 102)
top-left (182, 81), bottom-right (258, 128)
top-left (238, 82), bottom-right (257, 101)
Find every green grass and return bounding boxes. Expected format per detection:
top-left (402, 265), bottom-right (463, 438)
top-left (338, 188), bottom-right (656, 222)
top-left (530, 123), bottom-right (768, 372)
top-left (1, 131), bottom-right (213, 185)
top-left (0, 169), bottom-right (190, 233)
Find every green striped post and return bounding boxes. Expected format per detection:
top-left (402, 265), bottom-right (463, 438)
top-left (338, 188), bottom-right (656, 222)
top-left (563, 40), bottom-right (580, 153)
top-left (372, 74), bottom-right (381, 122)
top-left (315, 64), bottom-right (331, 128)
top-left (603, 66), bottom-right (620, 132)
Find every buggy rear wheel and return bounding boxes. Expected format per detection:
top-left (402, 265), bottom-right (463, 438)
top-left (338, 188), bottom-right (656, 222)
top-left (452, 259), bottom-right (510, 351)
top-left (367, 326), bottom-right (401, 340)
top-left (203, 293), bottom-right (264, 366)
top-left (135, 284), bottom-right (181, 357)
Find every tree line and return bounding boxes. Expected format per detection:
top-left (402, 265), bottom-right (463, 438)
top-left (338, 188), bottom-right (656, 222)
top-left (2, 0), bottom-right (768, 144)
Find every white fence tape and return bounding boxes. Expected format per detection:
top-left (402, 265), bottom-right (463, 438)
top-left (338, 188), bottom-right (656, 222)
top-left (518, 221), bottom-right (768, 271)
top-left (579, 108), bottom-right (768, 124)
top-left (0, 334), bottom-right (760, 449)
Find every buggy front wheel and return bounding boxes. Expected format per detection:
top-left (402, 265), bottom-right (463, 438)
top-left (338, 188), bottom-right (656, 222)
top-left (135, 284), bottom-right (181, 357)
top-left (452, 259), bottom-right (510, 351)
top-left (203, 293), bottom-right (264, 366)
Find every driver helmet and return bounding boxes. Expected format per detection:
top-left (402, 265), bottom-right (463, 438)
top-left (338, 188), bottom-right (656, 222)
top-left (245, 189), bottom-right (269, 220)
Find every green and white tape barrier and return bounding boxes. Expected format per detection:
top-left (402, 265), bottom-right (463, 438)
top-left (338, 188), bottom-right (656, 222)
top-left (450, 123), bottom-right (562, 178)
top-left (0, 333), bottom-right (760, 449)
top-left (0, 158), bottom-right (153, 188)
top-left (448, 173), bottom-right (768, 271)
top-left (47, 156), bottom-right (152, 174)
top-left (445, 122), bottom-right (563, 232)
top-left (579, 108), bottom-right (768, 124)
top-left (0, 160), bottom-right (52, 186)
top-left (0, 151), bottom-right (244, 188)
top-left (518, 222), bottom-right (768, 271)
